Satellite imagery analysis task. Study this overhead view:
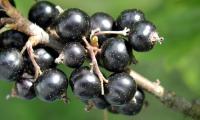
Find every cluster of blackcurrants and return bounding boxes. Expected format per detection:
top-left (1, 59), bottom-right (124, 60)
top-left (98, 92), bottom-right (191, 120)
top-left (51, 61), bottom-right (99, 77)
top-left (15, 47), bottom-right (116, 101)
top-left (0, 0), bottom-right (162, 116)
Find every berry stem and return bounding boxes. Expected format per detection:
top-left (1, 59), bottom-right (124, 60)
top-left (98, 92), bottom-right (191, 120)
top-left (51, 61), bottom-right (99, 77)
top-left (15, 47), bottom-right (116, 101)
top-left (0, 17), bottom-right (15, 27)
top-left (0, 0), bottom-right (62, 80)
top-left (90, 27), bottom-right (130, 39)
top-left (1, 1), bottom-right (200, 119)
top-left (103, 110), bottom-right (108, 120)
top-left (25, 40), bottom-right (42, 79)
top-left (55, 5), bottom-right (64, 14)
top-left (82, 37), bottom-right (108, 95)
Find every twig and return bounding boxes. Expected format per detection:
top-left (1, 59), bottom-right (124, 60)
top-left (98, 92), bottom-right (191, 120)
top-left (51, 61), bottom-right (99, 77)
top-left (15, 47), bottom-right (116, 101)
top-left (1, 0), bottom-right (200, 119)
top-left (0, 0), bottom-right (62, 79)
top-left (128, 69), bottom-right (200, 120)
top-left (25, 40), bottom-right (42, 79)
top-left (82, 37), bottom-right (108, 95)
top-left (128, 69), bottom-right (164, 97)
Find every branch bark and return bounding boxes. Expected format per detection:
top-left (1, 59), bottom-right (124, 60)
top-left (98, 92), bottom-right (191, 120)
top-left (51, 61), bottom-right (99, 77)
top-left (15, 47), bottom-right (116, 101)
top-left (0, 0), bottom-right (200, 119)
top-left (128, 69), bottom-right (200, 120)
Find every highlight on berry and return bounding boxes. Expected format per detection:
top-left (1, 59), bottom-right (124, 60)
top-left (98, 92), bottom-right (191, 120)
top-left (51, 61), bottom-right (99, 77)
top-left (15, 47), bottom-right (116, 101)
top-left (0, 0), bottom-right (163, 117)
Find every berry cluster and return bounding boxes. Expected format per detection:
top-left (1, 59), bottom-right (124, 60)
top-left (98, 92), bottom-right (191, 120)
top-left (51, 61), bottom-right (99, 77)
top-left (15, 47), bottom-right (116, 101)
top-left (0, 0), bottom-right (163, 116)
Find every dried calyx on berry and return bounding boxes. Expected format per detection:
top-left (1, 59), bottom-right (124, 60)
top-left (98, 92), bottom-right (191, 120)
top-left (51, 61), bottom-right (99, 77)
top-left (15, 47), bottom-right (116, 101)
top-left (0, 0), bottom-right (164, 117)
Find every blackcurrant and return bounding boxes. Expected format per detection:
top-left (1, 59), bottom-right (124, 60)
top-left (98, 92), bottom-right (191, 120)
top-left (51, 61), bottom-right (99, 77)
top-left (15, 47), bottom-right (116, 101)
top-left (69, 66), bottom-right (90, 91)
top-left (34, 69), bottom-right (68, 102)
top-left (105, 72), bottom-right (136, 105)
top-left (0, 30), bottom-right (28, 49)
top-left (0, 49), bottom-right (24, 81)
top-left (134, 88), bottom-right (145, 104)
top-left (128, 21), bottom-right (156, 52)
top-left (115, 9), bottom-right (145, 30)
top-left (70, 66), bottom-right (90, 82)
top-left (63, 42), bottom-right (86, 68)
top-left (91, 12), bottom-right (114, 32)
top-left (90, 12), bottom-right (114, 44)
top-left (118, 88), bottom-right (145, 115)
top-left (34, 46), bottom-right (58, 70)
top-left (91, 95), bottom-right (110, 109)
top-left (70, 67), bottom-right (101, 100)
top-left (15, 78), bottom-right (36, 100)
top-left (28, 1), bottom-right (59, 29)
top-left (55, 8), bottom-right (90, 41)
top-left (101, 37), bottom-right (131, 72)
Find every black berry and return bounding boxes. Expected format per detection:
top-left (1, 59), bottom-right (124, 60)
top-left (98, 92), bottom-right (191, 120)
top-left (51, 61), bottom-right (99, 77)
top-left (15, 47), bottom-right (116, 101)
top-left (0, 30), bottom-right (28, 49)
top-left (118, 88), bottom-right (145, 115)
top-left (34, 69), bottom-right (68, 102)
top-left (63, 42), bottom-right (86, 68)
top-left (55, 8), bottom-right (90, 41)
top-left (0, 49), bottom-right (24, 81)
top-left (105, 72), bottom-right (136, 105)
top-left (115, 9), bottom-right (145, 30)
top-left (128, 21), bottom-right (156, 52)
top-left (70, 67), bottom-right (101, 100)
top-left (15, 78), bottom-right (36, 100)
top-left (101, 37), bottom-right (131, 72)
top-left (92, 95), bottom-right (110, 109)
top-left (70, 66), bottom-right (90, 82)
top-left (28, 1), bottom-right (59, 29)
top-left (90, 12), bottom-right (114, 44)
top-left (34, 46), bottom-right (58, 70)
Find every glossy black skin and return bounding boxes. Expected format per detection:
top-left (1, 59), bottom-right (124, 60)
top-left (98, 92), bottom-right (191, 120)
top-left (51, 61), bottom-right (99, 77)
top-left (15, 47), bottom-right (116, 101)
top-left (128, 21), bottom-right (156, 52)
top-left (70, 67), bottom-right (101, 100)
top-left (34, 47), bottom-right (58, 70)
top-left (115, 9), bottom-right (145, 30)
top-left (63, 42), bottom-right (86, 68)
top-left (90, 12), bottom-right (114, 45)
top-left (55, 8), bottom-right (90, 41)
top-left (118, 88), bottom-right (145, 115)
top-left (28, 1), bottom-right (59, 29)
top-left (0, 49), bottom-right (24, 81)
top-left (0, 30), bottom-right (28, 49)
top-left (15, 78), bottom-right (36, 100)
top-left (92, 95), bottom-right (110, 109)
top-left (101, 37), bottom-right (131, 72)
top-left (69, 66), bottom-right (89, 91)
top-left (134, 88), bottom-right (145, 104)
top-left (34, 69), bottom-right (68, 102)
top-left (69, 66), bottom-right (90, 82)
top-left (105, 72), bottom-right (137, 105)
top-left (0, 0), bottom-right (15, 18)
top-left (125, 41), bottom-right (138, 64)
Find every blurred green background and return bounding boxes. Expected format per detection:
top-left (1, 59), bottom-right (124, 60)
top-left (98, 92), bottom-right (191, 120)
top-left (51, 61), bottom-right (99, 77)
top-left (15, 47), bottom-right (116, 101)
top-left (0, 0), bottom-right (200, 120)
